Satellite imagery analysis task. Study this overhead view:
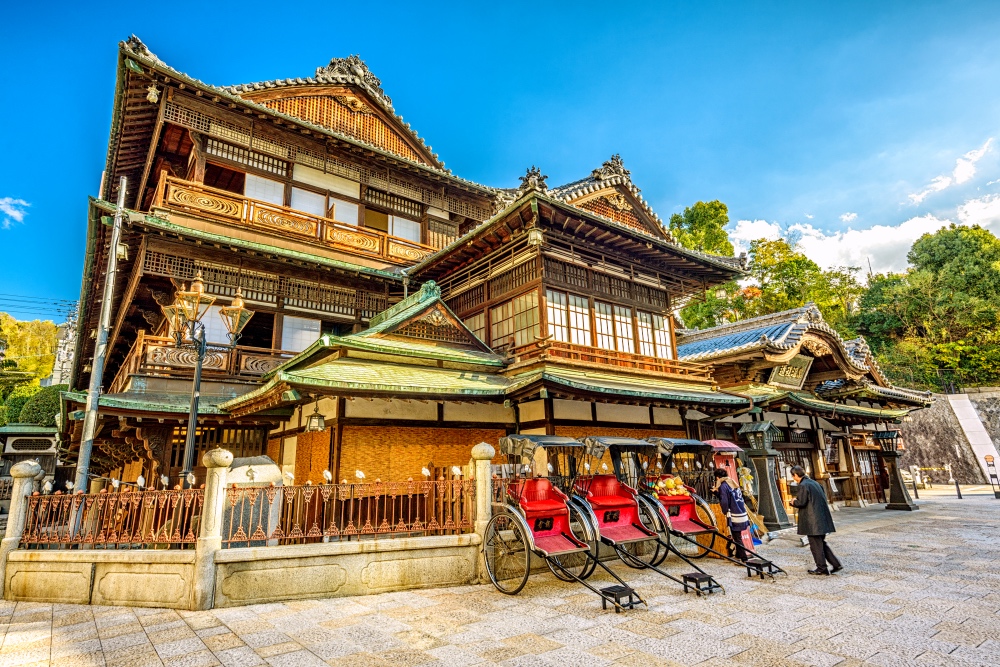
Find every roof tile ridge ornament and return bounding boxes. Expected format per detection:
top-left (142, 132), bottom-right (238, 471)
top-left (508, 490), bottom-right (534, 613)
top-left (591, 153), bottom-right (631, 181)
top-left (123, 34), bottom-right (159, 63)
top-left (367, 280), bottom-right (441, 328)
top-left (315, 55), bottom-right (393, 111)
top-left (517, 166), bottom-right (549, 195)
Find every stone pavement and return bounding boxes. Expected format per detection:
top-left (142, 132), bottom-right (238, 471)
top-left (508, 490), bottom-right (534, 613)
top-left (1, 489), bottom-right (998, 667)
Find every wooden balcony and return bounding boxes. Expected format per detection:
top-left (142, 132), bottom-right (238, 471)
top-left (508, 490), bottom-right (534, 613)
top-left (152, 174), bottom-right (436, 265)
top-left (511, 340), bottom-right (715, 383)
top-left (109, 332), bottom-right (294, 394)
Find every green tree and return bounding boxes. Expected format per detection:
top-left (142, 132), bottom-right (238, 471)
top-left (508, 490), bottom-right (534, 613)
top-left (18, 384), bottom-right (67, 426)
top-left (668, 201), bottom-right (735, 256)
top-left (0, 314), bottom-right (58, 383)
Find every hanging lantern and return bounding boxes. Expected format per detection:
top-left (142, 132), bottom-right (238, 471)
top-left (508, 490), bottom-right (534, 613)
top-left (304, 402), bottom-right (325, 432)
top-left (175, 271), bottom-right (216, 323)
top-left (526, 227), bottom-right (545, 247)
top-left (219, 288), bottom-right (254, 344)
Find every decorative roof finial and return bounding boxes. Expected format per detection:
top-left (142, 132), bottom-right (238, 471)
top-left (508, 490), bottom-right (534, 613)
top-left (518, 166), bottom-right (549, 194)
top-left (591, 154), bottom-right (630, 181)
top-left (124, 35), bottom-right (155, 60)
top-left (315, 55), bottom-right (392, 110)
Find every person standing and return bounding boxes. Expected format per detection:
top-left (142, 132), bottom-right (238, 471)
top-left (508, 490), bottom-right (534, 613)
top-left (713, 468), bottom-right (750, 562)
top-left (790, 465), bottom-right (842, 575)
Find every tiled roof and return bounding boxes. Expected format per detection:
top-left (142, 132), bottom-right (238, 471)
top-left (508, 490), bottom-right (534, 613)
top-left (119, 36), bottom-right (493, 196)
top-left (675, 304), bottom-right (864, 368)
top-left (815, 378), bottom-right (933, 407)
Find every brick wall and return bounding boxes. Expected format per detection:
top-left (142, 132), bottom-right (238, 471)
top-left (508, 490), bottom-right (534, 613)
top-left (266, 438), bottom-right (281, 464)
top-left (293, 429), bottom-right (334, 484)
top-left (338, 426), bottom-right (506, 482)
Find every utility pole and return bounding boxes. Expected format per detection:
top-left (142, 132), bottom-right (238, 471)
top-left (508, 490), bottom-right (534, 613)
top-left (74, 177), bottom-right (127, 492)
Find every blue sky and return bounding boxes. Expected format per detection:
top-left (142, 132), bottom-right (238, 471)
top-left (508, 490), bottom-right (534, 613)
top-left (3, 1), bottom-right (1000, 321)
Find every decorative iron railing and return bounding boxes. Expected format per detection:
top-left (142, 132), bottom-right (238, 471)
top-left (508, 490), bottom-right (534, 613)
top-left (153, 174), bottom-right (437, 264)
top-left (222, 479), bottom-right (476, 547)
top-left (20, 489), bottom-right (204, 550)
top-left (512, 340), bottom-right (715, 381)
top-left (108, 331), bottom-right (294, 394)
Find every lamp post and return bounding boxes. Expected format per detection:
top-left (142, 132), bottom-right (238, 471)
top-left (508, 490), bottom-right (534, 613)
top-left (737, 421), bottom-right (793, 530)
top-left (872, 430), bottom-right (919, 511)
top-left (162, 276), bottom-right (253, 488)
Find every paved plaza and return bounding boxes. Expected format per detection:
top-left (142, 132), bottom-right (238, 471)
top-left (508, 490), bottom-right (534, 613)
top-left (1, 487), bottom-right (998, 667)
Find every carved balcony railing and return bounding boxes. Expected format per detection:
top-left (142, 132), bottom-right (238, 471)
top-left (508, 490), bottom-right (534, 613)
top-left (511, 340), bottom-right (715, 382)
top-left (152, 173), bottom-right (436, 265)
top-left (109, 331), bottom-right (293, 394)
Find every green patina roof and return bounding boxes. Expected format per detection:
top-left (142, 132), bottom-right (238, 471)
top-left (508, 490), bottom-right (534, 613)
top-left (507, 366), bottom-right (747, 406)
top-left (63, 390), bottom-right (228, 415)
top-left (225, 357), bottom-right (510, 409)
top-left (730, 384), bottom-right (910, 420)
top-left (91, 199), bottom-right (403, 282)
top-left (0, 424), bottom-right (59, 435)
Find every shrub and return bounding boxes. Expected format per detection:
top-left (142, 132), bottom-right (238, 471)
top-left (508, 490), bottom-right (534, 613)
top-left (3, 384), bottom-right (41, 425)
top-left (18, 384), bottom-right (68, 426)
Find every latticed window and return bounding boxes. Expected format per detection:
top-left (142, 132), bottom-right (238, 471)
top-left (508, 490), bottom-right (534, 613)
top-left (614, 306), bottom-right (635, 353)
top-left (595, 302), bottom-right (616, 350)
top-left (636, 311), bottom-right (672, 359)
top-left (546, 290), bottom-right (569, 343)
top-left (463, 312), bottom-right (486, 342)
top-left (490, 292), bottom-right (539, 350)
top-left (546, 289), bottom-right (592, 346)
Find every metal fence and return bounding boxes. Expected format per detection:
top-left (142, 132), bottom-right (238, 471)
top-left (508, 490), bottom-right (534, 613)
top-left (20, 489), bottom-right (204, 550)
top-left (222, 480), bottom-right (476, 547)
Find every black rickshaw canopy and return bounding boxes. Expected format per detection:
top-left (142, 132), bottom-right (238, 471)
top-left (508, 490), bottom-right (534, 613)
top-left (498, 434), bottom-right (583, 460)
top-left (644, 437), bottom-right (710, 457)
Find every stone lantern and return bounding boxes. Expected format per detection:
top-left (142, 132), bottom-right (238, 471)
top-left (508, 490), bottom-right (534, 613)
top-left (737, 421), bottom-right (792, 530)
top-left (872, 430), bottom-right (919, 511)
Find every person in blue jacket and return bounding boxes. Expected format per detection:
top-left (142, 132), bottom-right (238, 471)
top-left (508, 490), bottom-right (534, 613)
top-left (713, 467), bottom-right (750, 561)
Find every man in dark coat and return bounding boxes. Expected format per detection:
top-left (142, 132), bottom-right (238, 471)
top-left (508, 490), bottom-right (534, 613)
top-left (790, 465), bottom-right (842, 575)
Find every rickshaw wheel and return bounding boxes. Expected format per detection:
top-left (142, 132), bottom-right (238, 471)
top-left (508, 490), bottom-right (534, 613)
top-left (687, 496), bottom-right (719, 559)
top-left (617, 501), bottom-right (663, 568)
top-left (484, 513), bottom-right (530, 595)
top-left (546, 503), bottom-right (597, 581)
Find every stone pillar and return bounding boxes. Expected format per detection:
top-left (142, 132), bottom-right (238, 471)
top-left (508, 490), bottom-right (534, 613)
top-left (746, 449), bottom-right (793, 531)
top-left (0, 460), bottom-right (43, 594)
top-left (877, 450), bottom-right (919, 511)
top-left (471, 442), bottom-right (495, 583)
top-left (193, 447), bottom-right (233, 610)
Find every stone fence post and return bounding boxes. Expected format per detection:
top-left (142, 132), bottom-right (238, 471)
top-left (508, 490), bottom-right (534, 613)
top-left (0, 460), bottom-right (43, 595)
top-left (471, 442), bottom-right (495, 583)
top-left (193, 447), bottom-right (232, 610)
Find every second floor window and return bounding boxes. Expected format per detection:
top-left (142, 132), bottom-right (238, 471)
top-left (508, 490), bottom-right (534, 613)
top-left (491, 292), bottom-right (539, 350)
top-left (245, 174), bottom-right (284, 206)
top-left (546, 290), bottom-right (592, 346)
top-left (637, 311), bottom-right (672, 359)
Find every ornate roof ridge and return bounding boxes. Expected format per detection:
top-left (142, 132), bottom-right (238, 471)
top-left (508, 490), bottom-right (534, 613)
top-left (119, 36), bottom-right (495, 192)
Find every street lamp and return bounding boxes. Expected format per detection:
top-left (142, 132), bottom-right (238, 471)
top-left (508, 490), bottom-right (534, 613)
top-left (161, 272), bottom-right (253, 488)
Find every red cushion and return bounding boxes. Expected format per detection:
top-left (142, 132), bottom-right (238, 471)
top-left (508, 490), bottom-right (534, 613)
top-left (588, 495), bottom-right (634, 510)
top-left (520, 498), bottom-right (567, 513)
top-left (587, 475), bottom-right (622, 497)
top-left (518, 479), bottom-right (567, 516)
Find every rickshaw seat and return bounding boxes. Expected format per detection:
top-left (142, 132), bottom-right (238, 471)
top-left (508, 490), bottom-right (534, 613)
top-left (517, 478), bottom-right (568, 517)
top-left (585, 475), bottom-right (635, 510)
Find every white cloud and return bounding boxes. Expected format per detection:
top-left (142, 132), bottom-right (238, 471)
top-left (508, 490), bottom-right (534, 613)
top-left (908, 138), bottom-right (993, 204)
top-left (0, 197), bottom-right (29, 229)
top-left (839, 212), bottom-right (858, 223)
top-left (956, 193), bottom-right (1000, 236)
top-left (804, 213), bottom-right (814, 219)
top-left (731, 215), bottom-right (956, 275)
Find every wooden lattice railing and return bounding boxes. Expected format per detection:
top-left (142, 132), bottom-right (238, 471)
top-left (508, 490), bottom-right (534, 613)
top-left (108, 331), bottom-right (293, 394)
top-left (153, 174), bottom-right (437, 265)
top-left (512, 340), bottom-right (715, 381)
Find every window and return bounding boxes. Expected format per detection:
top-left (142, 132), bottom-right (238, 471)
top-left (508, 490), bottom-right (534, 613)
top-left (490, 292), bottom-right (539, 350)
top-left (595, 302), bottom-right (616, 350)
top-left (201, 305), bottom-right (234, 345)
top-left (364, 208), bottom-right (389, 232)
top-left (281, 315), bottom-right (321, 353)
top-left (614, 306), bottom-right (635, 353)
top-left (290, 187), bottom-right (326, 217)
top-left (245, 174), bottom-right (285, 206)
top-left (637, 311), bottom-right (672, 358)
top-left (546, 290), bottom-right (569, 343)
top-left (547, 290), bottom-right (592, 346)
top-left (390, 216), bottom-right (421, 243)
top-left (329, 197), bottom-right (359, 225)
top-left (463, 312), bottom-right (486, 342)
